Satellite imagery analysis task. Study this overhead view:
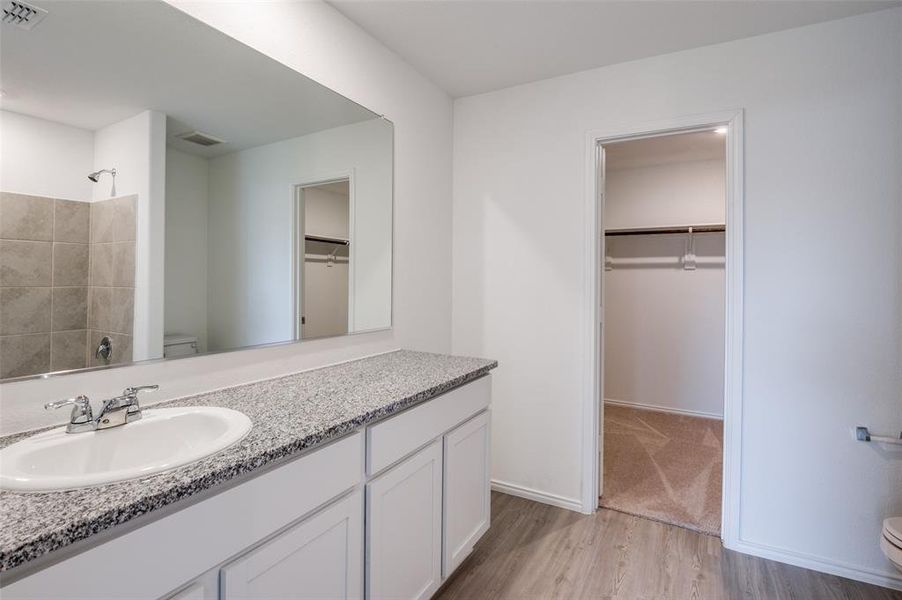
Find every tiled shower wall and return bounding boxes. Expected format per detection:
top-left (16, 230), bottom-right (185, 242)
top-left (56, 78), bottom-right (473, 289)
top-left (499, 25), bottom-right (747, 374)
top-left (0, 192), bottom-right (136, 379)
top-left (87, 195), bottom-right (136, 368)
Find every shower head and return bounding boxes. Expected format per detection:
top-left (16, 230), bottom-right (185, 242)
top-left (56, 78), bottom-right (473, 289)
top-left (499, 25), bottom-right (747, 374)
top-left (87, 168), bottom-right (117, 197)
top-left (88, 168), bottom-right (116, 182)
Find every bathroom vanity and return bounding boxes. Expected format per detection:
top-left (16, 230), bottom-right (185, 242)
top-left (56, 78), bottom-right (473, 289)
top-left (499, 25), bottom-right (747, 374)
top-left (0, 351), bottom-right (497, 599)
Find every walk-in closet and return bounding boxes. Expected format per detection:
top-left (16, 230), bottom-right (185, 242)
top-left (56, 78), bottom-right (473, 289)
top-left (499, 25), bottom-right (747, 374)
top-left (600, 130), bottom-right (726, 535)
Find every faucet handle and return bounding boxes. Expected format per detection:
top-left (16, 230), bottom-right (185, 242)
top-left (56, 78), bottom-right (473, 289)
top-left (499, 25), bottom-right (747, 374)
top-left (45, 395), bottom-right (93, 424)
top-left (123, 384), bottom-right (159, 397)
top-left (121, 385), bottom-right (159, 412)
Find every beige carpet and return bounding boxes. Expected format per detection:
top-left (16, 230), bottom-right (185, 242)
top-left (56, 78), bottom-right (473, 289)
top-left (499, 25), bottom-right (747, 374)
top-left (601, 404), bottom-right (723, 536)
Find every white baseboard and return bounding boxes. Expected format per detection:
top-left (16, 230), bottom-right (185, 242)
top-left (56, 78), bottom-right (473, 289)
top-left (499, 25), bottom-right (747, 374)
top-left (491, 479), bottom-right (583, 512)
top-left (727, 538), bottom-right (902, 591)
top-left (604, 397), bottom-right (723, 420)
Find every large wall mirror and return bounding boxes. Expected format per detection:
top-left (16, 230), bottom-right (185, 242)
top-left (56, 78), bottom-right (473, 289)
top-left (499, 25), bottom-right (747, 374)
top-left (0, 0), bottom-right (393, 381)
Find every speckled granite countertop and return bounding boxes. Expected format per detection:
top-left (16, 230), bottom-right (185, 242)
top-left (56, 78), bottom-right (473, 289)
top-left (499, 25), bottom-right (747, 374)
top-left (0, 350), bottom-right (496, 574)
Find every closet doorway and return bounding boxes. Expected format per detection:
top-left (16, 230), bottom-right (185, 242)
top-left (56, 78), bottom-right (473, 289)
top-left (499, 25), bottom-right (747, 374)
top-left (294, 178), bottom-right (352, 340)
top-left (597, 128), bottom-right (728, 536)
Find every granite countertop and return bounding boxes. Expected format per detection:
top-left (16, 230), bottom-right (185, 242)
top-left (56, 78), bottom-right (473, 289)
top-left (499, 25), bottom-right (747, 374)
top-left (0, 350), bottom-right (497, 574)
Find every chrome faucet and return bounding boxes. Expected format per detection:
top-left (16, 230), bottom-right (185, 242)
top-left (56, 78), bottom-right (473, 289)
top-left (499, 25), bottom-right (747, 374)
top-left (44, 395), bottom-right (95, 434)
top-left (45, 385), bottom-right (159, 433)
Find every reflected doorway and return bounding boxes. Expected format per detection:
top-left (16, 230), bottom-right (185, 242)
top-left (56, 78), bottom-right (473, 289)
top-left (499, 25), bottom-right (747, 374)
top-left (295, 179), bottom-right (351, 339)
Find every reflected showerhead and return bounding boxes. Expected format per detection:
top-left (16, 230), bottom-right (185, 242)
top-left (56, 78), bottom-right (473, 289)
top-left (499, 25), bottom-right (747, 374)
top-left (88, 168), bottom-right (116, 182)
top-left (87, 168), bottom-right (117, 197)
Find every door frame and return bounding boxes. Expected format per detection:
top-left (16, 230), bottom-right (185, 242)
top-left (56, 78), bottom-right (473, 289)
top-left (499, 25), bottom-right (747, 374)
top-left (291, 171), bottom-right (357, 340)
top-left (582, 110), bottom-right (744, 547)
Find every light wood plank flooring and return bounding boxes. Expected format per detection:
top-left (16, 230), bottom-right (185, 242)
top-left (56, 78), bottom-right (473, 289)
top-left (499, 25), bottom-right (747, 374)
top-left (436, 492), bottom-right (901, 600)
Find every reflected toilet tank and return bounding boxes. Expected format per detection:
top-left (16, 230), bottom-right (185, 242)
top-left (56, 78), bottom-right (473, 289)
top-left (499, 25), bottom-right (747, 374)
top-left (163, 334), bottom-right (198, 358)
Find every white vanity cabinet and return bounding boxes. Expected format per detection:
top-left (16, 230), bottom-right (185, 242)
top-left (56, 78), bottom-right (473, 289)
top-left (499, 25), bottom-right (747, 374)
top-left (364, 375), bottom-right (492, 599)
top-left (221, 490), bottom-right (364, 599)
top-left (2, 375), bottom-right (492, 600)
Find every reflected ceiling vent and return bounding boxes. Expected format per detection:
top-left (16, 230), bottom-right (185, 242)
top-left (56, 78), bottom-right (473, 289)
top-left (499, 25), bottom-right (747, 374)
top-left (176, 131), bottom-right (225, 147)
top-left (2, 0), bottom-right (48, 30)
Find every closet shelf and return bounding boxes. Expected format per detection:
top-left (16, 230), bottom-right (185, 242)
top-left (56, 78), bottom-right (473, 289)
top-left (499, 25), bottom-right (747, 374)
top-left (604, 224), bottom-right (725, 236)
top-left (304, 234), bottom-right (350, 245)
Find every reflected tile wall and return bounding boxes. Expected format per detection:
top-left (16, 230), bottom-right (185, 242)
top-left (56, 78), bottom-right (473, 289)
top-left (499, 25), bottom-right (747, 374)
top-left (87, 195), bottom-right (136, 369)
top-left (0, 193), bottom-right (90, 378)
top-left (0, 192), bottom-right (137, 379)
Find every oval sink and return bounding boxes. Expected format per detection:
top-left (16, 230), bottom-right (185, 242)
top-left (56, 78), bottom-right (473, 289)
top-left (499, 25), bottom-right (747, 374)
top-left (0, 406), bottom-right (252, 492)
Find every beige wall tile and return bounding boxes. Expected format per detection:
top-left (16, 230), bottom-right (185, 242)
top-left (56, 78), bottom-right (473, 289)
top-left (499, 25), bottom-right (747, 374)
top-left (90, 200), bottom-right (114, 243)
top-left (0, 333), bottom-right (51, 379)
top-left (113, 195), bottom-right (137, 242)
top-left (54, 200), bottom-right (91, 243)
top-left (53, 243), bottom-right (90, 286)
top-left (0, 192), bottom-right (53, 241)
top-left (110, 287), bottom-right (135, 334)
top-left (88, 286), bottom-right (112, 331)
top-left (52, 287), bottom-right (88, 331)
top-left (0, 240), bottom-right (52, 286)
top-left (111, 242), bottom-right (135, 287)
top-left (0, 287), bottom-right (51, 335)
top-left (90, 243), bottom-right (113, 287)
top-left (51, 330), bottom-right (88, 372)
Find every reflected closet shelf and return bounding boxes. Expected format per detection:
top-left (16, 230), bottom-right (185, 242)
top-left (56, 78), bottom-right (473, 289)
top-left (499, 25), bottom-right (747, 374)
top-left (304, 234), bottom-right (350, 245)
top-left (604, 224), bottom-right (725, 236)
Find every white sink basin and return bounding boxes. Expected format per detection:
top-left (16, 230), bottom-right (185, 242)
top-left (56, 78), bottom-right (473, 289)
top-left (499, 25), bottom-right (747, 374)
top-left (0, 406), bottom-right (252, 492)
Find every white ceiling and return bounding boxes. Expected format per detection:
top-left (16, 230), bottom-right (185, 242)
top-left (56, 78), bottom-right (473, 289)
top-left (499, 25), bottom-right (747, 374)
top-left (605, 130), bottom-right (725, 171)
top-left (329, 0), bottom-right (900, 98)
top-left (0, 0), bottom-right (378, 157)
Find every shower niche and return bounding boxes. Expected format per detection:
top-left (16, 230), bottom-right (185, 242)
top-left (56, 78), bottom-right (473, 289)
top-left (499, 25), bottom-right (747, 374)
top-left (0, 0), bottom-right (393, 380)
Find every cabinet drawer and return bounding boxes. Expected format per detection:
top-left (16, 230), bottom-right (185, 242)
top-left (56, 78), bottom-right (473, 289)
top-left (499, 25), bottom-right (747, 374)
top-left (263, 431), bottom-right (363, 522)
top-left (366, 375), bottom-right (491, 476)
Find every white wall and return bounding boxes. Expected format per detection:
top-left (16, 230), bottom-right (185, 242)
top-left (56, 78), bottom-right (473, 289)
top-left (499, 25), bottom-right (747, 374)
top-left (302, 185), bottom-right (350, 339)
top-left (305, 186), bottom-right (350, 240)
top-left (604, 158), bottom-right (725, 417)
top-left (452, 8), bottom-right (902, 587)
top-left (0, 0), bottom-right (453, 440)
top-left (93, 110), bottom-right (167, 363)
top-left (605, 159), bottom-right (725, 228)
top-left (303, 259), bottom-right (350, 339)
top-left (164, 147), bottom-right (209, 352)
top-left (0, 110), bottom-right (94, 201)
top-left (206, 117), bottom-right (391, 350)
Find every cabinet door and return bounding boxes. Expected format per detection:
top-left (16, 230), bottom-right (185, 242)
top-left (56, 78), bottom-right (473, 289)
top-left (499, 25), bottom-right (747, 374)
top-left (442, 410), bottom-right (491, 576)
top-left (162, 571), bottom-right (219, 600)
top-left (164, 581), bottom-right (208, 600)
top-left (221, 490), bottom-right (363, 600)
top-left (366, 440), bottom-right (442, 600)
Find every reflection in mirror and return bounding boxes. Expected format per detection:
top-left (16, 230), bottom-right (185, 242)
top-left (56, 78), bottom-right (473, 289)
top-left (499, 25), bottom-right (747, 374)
top-left (0, 0), bottom-right (393, 380)
top-left (300, 179), bottom-right (351, 340)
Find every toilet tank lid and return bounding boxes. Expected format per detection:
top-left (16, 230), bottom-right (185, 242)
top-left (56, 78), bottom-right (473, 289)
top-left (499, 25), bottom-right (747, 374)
top-left (164, 334), bottom-right (198, 346)
top-left (886, 518), bottom-right (902, 544)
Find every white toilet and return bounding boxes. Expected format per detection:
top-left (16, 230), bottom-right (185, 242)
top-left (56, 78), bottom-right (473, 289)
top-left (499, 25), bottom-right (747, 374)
top-left (881, 517), bottom-right (902, 572)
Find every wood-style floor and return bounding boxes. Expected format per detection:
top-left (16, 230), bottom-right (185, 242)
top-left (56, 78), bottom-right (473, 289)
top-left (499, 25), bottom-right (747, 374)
top-left (436, 492), bottom-right (901, 600)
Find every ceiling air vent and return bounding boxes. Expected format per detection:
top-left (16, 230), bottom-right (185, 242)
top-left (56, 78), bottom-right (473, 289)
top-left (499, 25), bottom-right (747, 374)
top-left (2, 0), bottom-right (48, 30)
top-left (176, 131), bottom-right (225, 147)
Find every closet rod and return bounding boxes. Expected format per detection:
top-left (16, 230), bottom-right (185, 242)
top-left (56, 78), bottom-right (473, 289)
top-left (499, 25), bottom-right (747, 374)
top-left (604, 224), bottom-right (725, 237)
top-left (304, 234), bottom-right (350, 246)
